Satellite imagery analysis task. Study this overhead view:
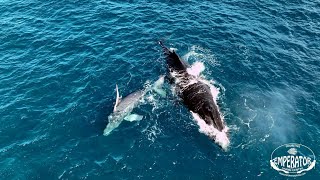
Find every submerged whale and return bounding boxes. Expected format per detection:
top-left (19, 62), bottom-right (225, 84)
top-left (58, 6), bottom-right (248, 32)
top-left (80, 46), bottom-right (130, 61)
top-left (159, 41), bottom-right (230, 149)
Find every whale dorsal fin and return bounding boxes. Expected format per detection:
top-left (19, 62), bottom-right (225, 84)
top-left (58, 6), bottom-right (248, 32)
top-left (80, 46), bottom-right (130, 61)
top-left (113, 84), bottom-right (121, 112)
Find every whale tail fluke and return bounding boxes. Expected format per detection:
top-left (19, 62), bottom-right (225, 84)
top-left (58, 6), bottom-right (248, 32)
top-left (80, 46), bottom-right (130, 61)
top-left (158, 40), bottom-right (165, 48)
top-left (159, 41), bottom-right (189, 71)
top-left (159, 40), bottom-right (174, 56)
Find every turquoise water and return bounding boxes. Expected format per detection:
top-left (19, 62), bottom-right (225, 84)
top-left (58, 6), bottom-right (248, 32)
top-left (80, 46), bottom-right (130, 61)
top-left (1, 0), bottom-right (319, 179)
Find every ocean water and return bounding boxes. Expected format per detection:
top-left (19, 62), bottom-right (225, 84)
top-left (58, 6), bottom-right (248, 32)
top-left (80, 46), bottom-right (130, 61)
top-left (0, 0), bottom-right (319, 179)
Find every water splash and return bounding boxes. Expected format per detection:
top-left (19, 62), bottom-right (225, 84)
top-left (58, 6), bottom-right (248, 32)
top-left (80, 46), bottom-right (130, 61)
top-left (192, 112), bottom-right (230, 150)
top-left (187, 61), bottom-right (205, 77)
top-left (183, 45), bottom-right (219, 67)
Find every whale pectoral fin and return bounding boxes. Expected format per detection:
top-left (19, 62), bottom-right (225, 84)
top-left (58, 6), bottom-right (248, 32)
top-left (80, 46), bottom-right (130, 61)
top-left (153, 76), bottom-right (167, 97)
top-left (113, 84), bottom-right (121, 112)
top-left (124, 114), bottom-right (143, 122)
top-left (154, 88), bottom-right (167, 97)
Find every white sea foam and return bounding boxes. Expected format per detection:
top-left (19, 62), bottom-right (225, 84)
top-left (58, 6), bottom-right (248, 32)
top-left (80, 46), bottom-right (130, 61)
top-left (183, 45), bottom-right (219, 66)
top-left (187, 61), bottom-right (205, 77)
top-left (169, 47), bottom-right (178, 52)
top-left (192, 112), bottom-right (230, 150)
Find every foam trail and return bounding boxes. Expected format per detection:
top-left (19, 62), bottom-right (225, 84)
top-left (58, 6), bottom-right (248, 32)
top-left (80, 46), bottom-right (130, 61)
top-left (192, 112), bottom-right (230, 150)
top-left (187, 62), bottom-right (205, 77)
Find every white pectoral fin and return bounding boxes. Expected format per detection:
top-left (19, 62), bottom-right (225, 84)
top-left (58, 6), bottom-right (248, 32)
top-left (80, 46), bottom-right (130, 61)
top-left (113, 84), bottom-right (121, 112)
top-left (153, 76), bottom-right (166, 97)
top-left (124, 114), bottom-right (143, 122)
top-left (154, 88), bottom-right (167, 97)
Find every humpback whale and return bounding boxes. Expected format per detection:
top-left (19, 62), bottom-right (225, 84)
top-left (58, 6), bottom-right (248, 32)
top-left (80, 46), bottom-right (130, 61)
top-left (159, 41), bottom-right (230, 149)
top-left (103, 77), bottom-right (166, 136)
top-left (103, 85), bottom-right (145, 136)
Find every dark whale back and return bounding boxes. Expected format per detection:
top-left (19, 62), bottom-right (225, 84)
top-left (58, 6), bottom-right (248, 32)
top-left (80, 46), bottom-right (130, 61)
top-left (159, 41), bottom-right (189, 71)
top-left (181, 82), bottom-right (224, 131)
top-left (159, 41), bottom-right (225, 132)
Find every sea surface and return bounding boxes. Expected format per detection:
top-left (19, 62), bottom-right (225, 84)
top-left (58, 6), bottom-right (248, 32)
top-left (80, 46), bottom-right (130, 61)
top-left (0, 0), bottom-right (320, 179)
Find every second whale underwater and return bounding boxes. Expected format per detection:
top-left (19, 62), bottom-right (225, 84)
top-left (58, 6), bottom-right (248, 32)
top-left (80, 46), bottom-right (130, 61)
top-left (103, 42), bottom-right (230, 150)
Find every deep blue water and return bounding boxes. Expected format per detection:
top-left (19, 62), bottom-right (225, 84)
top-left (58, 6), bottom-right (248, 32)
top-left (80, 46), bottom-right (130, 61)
top-left (1, 0), bottom-right (320, 179)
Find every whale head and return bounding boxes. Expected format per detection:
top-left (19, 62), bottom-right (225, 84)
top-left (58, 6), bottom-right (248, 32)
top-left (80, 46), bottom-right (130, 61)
top-left (103, 113), bottom-right (123, 136)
